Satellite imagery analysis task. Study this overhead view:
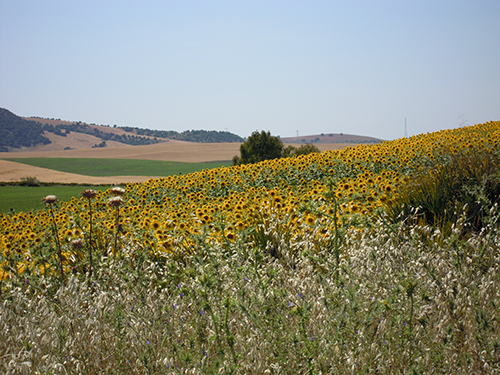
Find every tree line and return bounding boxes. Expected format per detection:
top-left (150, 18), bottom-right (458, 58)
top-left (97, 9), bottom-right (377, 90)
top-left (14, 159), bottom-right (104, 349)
top-left (121, 127), bottom-right (244, 143)
top-left (49, 123), bottom-right (160, 146)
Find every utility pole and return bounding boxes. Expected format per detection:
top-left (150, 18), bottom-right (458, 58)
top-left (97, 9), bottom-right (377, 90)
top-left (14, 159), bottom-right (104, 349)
top-left (404, 118), bottom-right (408, 138)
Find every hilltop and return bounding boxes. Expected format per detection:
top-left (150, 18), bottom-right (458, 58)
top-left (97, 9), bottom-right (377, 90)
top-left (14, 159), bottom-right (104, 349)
top-left (281, 132), bottom-right (381, 144)
top-left (0, 108), bottom-right (244, 152)
top-left (23, 115), bottom-right (243, 145)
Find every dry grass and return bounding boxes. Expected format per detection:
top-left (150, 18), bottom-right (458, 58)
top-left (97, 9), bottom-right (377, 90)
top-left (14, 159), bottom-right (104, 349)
top-left (32, 131), bottom-right (128, 152)
top-left (1, 210), bottom-right (499, 374)
top-left (3, 122), bottom-right (499, 373)
top-left (0, 140), bottom-right (242, 184)
top-left (2, 140), bottom-right (241, 162)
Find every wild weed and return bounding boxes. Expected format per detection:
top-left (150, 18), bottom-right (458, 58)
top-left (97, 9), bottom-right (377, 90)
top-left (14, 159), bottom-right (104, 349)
top-left (81, 189), bottom-right (98, 285)
top-left (2, 208), bottom-right (499, 374)
top-left (43, 195), bottom-right (64, 284)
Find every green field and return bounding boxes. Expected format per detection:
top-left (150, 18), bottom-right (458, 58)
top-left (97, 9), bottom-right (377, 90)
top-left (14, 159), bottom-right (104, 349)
top-left (1, 158), bottom-right (230, 177)
top-left (0, 185), bottom-right (115, 214)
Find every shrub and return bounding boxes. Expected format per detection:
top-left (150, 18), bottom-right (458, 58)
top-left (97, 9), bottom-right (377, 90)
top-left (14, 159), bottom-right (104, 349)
top-left (19, 176), bottom-right (41, 186)
top-left (388, 148), bottom-right (500, 235)
top-left (293, 143), bottom-right (320, 156)
top-left (279, 144), bottom-right (321, 158)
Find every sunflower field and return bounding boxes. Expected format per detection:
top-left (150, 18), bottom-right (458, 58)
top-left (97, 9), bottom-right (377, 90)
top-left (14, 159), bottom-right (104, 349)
top-left (2, 121), bottom-right (500, 278)
top-left (1, 121), bottom-right (500, 374)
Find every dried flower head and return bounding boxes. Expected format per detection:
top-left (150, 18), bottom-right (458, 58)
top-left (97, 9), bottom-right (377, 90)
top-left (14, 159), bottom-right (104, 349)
top-left (110, 187), bottom-right (126, 196)
top-left (108, 196), bottom-right (124, 207)
top-left (81, 189), bottom-right (98, 199)
top-left (42, 195), bottom-right (58, 204)
top-left (71, 238), bottom-right (84, 249)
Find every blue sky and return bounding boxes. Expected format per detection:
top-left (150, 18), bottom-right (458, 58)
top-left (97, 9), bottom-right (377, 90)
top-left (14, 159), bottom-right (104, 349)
top-left (1, 0), bottom-right (499, 140)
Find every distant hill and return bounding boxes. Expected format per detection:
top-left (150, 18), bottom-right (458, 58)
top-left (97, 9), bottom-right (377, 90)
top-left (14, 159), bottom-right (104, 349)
top-left (0, 108), bottom-right (51, 152)
top-left (0, 107), bottom-right (246, 152)
top-left (1, 107), bottom-right (381, 153)
top-left (119, 126), bottom-right (244, 143)
top-left (24, 116), bottom-right (245, 144)
top-left (280, 132), bottom-right (382, 144)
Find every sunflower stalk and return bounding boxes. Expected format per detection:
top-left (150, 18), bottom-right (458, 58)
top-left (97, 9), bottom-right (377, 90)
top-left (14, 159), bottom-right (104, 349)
top-left (43, 195), bottom-right (64, 284)
top-left (81, 190), bottom-right (98, 287)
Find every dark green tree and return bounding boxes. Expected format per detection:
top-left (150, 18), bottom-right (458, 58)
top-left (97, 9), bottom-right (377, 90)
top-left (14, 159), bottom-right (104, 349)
top-left (233, 130), bottom-right (284, 165)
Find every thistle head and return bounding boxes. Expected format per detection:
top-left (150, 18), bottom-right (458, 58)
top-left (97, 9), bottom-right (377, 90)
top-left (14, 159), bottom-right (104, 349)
top-left (108, 196), bottom-right (124, 207)
top-left (42, 195), bottom-right (58, 204)
top-left (81, 189), bottom-right (98, 199)
top-left (110, 187), bottom-right (126, 196)
top-left (71, 238), bottom-right (84, 249)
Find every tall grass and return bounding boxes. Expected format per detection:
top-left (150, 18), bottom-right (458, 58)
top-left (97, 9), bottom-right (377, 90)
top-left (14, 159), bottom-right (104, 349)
top-left (1, 209), bottom-right (499, 374)
top-left (387, 149), bottom-right (500, 236)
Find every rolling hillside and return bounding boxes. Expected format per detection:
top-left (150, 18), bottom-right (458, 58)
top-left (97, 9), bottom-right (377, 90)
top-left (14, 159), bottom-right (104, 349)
top-left (1, 121), bottom-right (499, 373)
top-left (0, 107), bottom-right (245, 153)
top-left (0, 108), bottom-right (51, 151)
top-left (281, 132), bottom-right (381, 144)
top-left (22, 115), bottom-right (244, 145)
top-left (1, 107), bottom-right (381, 154)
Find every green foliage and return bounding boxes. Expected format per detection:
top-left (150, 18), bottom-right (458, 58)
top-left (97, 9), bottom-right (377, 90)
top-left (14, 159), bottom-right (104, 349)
top-left (62, 124), bottom-right (243, 144)
top-left (295, 143), bottom-right (320, 156)
top-left (0, 108), bottom-right (51, 150)
top-left (283, 143), bottom-right (320, 158)
top-left (18, 176), bottom-right (41, 187)
top-left (388, 149), bottom-right (500, 235)
top-left (3, 108), bottom-right (244, 150)
top-left (46, 122), bottom-right (160, 146)
top-left (233, 140), bottom-right (320, 165)
top-left (233, 130), bottom-right (284, 165)
top-left (121, 127), bottom-right (244, 143)
top-left (42, 121), bottom-right (244, 145)
top-left (92, 140), bottom-right (107, 148)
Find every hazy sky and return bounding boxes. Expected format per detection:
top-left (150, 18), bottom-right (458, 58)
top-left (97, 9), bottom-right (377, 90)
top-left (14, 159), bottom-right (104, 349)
top-left (1, 1), bottom-right (499, 140)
